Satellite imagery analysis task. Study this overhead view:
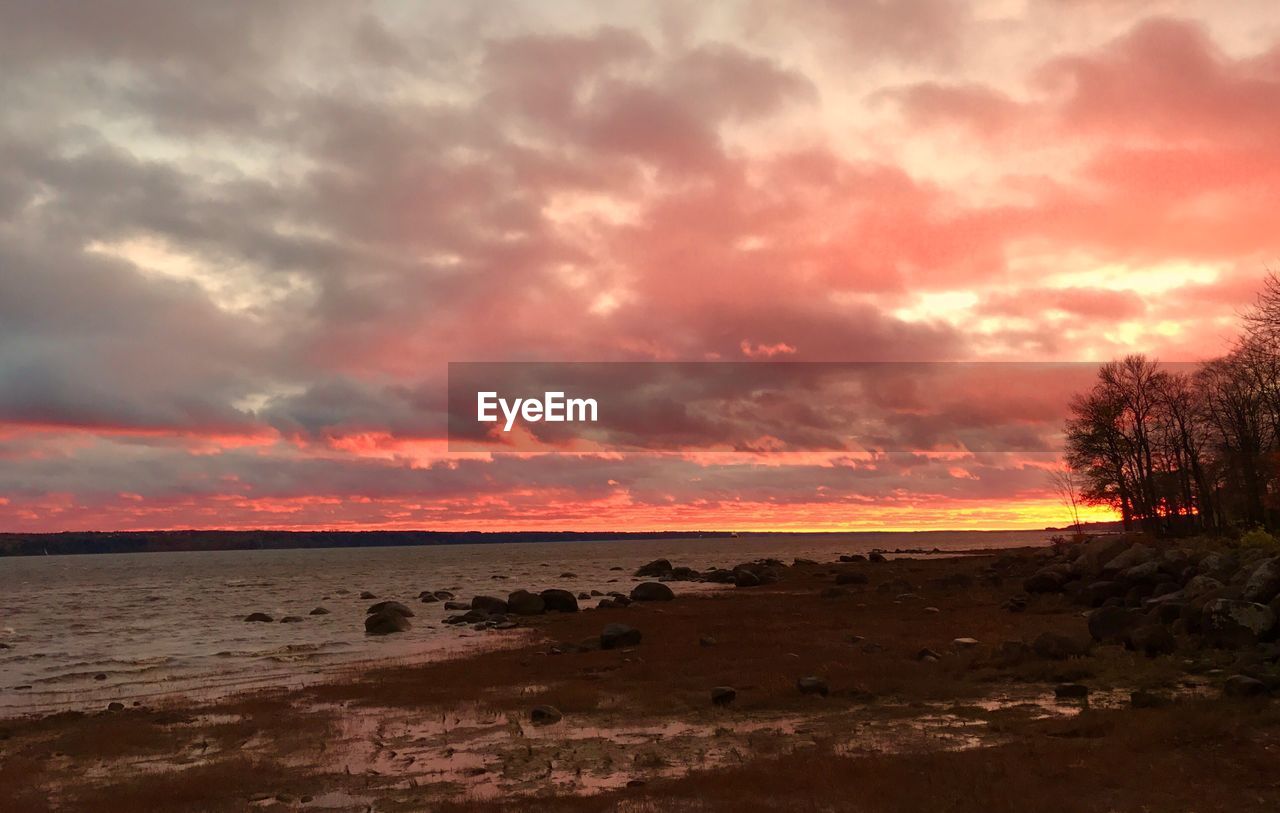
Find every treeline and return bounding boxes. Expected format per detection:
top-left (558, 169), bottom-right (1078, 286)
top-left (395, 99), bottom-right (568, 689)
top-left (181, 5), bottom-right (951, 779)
top-left (1065, 274), bottom-right (1280, 536)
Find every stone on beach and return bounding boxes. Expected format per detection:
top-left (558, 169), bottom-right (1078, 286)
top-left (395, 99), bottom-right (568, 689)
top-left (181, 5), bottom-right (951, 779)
top-left (243, 613), bottom-right (273, 623)
top-left (1054, 683), bottom-right (1090, 699)
top-left (601, 623), bottom-right (642, 649)
top-left (365, 609), bottom-right (411, 635)
top-left (279, 616), bottom-right (303, 623)
top-left (635, 559), bottom-right (673, 577)
top-left (631, 582), bottom-right (675, 602)
top-left (366, 601), bottom-right (414, 617)
top-left (359, 591), bottom-right (377, 600)
top-left (506, 590), bottom-right (546, 616)
top-left (710, 686), bottom-right (737, 706)
top-left (530, 705), bottom-right (563, 725)
top-left (541, 588), bottom-right (580, 612)
top-left (309, 607), bottom-right (330, 615)
top-left (471, 595), bottom-right (509, 615)
top-left (1223, 675), bottom-right (1268, 697)
top-left (797, 676), bottom-right (829, 696)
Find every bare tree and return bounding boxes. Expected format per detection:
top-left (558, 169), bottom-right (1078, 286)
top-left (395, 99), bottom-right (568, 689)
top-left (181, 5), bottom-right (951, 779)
top-left (1047, 464), bottom-right (1084, 540)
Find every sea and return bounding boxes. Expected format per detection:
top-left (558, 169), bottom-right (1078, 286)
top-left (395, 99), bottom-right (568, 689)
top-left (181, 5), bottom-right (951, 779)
top-left (0, 530), bottom-right (1054, 717)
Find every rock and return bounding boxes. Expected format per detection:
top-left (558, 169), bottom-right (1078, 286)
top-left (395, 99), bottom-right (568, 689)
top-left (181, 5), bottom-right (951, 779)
top-left (419, 593), bottom-right (439, 603)
top-left (309, 607), bottom-right (330, 615)
top-left (1081, 581), bottom-right (1125, 607)
top-left (923, 606), bottom-right (940, 614)
top-left (668, 566), bottom-right (702, 581)
top-left (1032, 631), bottom-right (1089, 660)
top-left (835, 572), bottom-right (869, 586)
top-left (530, 705), bottom-right (563, 725)
top-left (507, 590), bottom-right (547, 616)
top-left (433, 590), bottom-right (455, 600)
top-left (443, 600), bottom-right (470, 611)
top-left (106, 702), bottom-right (125, 712)
top-left (1119, 561), bottom-right (1162, 584)
top-left (1024, 567), bottom-right (1068, 594)
top-left (631, 582), bottom-right (675, 602)
top-left (1126, 624), bottom-right (1176, 657)
top-left (1244, 558), bottom-right (1280, 604)
top-left (601, 623), bottom-right (642, 649)
top-left (1103, 543), bottom-right (1154, 574)
top-left (1202, 599), bottom-right (1276, 647)
top-left (699, 635), bottom-right (717, 647)
top-left (1088, 606), bottom-right (1141, 643)
top-left (559, 572), bottom-right (577, 579)
top-left (1184, 575), bottom-right (1224, 599)
top-left (578, 592), bottom-right (591, 600)
top-left (840, 554), bottom-right (868, 562)
top-left (94, 673), bottom-right (107, 681)
top-left (868, 552), bottom-right (887, 563)
top-left (540, 588), bottom-right (580, 612)
top-left (734, 569), bottom-right (762, 588)
top-left (710, 686), bottom-right (737, 706)
top-left (1224, 675), bottom-right (1268, 697)
top-left (994, 640), bottom-right (1033, 666)
top-left (365, 609), bottom-right (411, 635)
top-left (953, 637), bottom-right (980, 649)
top-left (1054, 683), bottom-right (1090, 699)
top-left (359, 591), bottom-right (377, 600)
top-left (279, 616), bottom-right (303, 624)
top-left (1130, 690), bottom-right (1172, 708)
top-left (797, 676), bottom-right (829, 696)
top-left (471, 596), bottom-right (509, 615)
top-left (596, 598), bottom-right (617, 609)
top-left (366, 601), bottom-right (414, 617)
top-left (635, 559), bottom-right (673, 577)
top-left (916, 648), bottom-right (941, 661)
top-left (244, 612), bottom-right (273, 623)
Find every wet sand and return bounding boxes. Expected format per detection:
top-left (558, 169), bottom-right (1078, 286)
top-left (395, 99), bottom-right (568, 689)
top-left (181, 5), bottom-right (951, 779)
top-left (4, 546), bottom-right (1280, 812)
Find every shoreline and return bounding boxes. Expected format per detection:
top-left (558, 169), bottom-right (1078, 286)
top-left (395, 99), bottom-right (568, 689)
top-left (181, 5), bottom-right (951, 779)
top-left (5, 539), bottom-right (1280, 811)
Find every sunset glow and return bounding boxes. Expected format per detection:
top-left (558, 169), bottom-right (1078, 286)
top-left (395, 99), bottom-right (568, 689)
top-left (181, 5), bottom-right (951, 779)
top-left (5, 1), bottom-right (1280, 532)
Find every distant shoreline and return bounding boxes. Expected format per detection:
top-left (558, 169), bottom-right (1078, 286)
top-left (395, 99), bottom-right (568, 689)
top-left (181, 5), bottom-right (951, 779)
top-left (0, 525), bottom-right (1107, 557)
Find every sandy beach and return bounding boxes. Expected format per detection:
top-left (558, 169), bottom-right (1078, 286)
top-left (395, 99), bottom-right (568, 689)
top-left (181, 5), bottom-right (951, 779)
top-left (6, 539), bottom-right (1280, 812)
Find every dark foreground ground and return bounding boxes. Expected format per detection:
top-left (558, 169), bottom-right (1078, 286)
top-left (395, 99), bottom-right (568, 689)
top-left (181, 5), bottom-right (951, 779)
top-left (5, 538), bottom-right (1280, 812)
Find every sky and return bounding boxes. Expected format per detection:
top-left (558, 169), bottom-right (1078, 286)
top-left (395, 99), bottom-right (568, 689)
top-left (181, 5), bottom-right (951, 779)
top-left (2, 0), bottom-right (1279, 533)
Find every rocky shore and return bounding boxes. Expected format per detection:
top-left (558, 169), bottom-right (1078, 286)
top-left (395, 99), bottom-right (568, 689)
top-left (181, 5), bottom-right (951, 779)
top-left (5, 538), bottom-right (1280, 812)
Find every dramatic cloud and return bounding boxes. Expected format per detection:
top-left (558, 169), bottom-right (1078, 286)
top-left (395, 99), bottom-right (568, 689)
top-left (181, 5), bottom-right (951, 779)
top-left (1, 1), bottom-right (1278, 531)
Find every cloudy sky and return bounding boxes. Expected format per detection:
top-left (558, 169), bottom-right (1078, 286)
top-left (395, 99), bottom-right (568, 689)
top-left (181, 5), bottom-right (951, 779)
top-left (3, 1), bottom-right (1278, 532)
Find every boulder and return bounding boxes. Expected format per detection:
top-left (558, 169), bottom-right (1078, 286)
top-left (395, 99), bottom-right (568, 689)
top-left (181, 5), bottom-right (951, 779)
top-left (366, 601), bottom-right (414, 617)
top-left (635, 559), bottom-right (673, 578)
top-left (631, 582), bottom-right (675, 602)
top-left (1202, 599), bottom-right (1276, 647)
top-left (1088, 606), bottom-right (1141, 643)
top-left (541, 588), bottom-right (580, 612)
top-left (796, 676), bottom-right (829, 696)
top-left (443, 600), bottom-right (470, 611)
top-left (1119, 561), bottom-right (1162, 584)
top-left (952, 637), bottom-right (980, 649)
top-left (1243, 558), bottom-right (1280, 604)
top-left (710, 686), bottom-right (737, 707)
top-left (530, 705), bottom-right (563, 725)
top-left (1184, 575), bottom-right (1225, 599)
top-left (1054, 683), bottom-right (1090, 699)
top-left (244, 612), bottom-right (273, 623)
top-left (1126, 624), bottom-right (1177, 657)
top-left (419, 593), bottom-right (439, 603)
top-left (471, 595), bottom-right (509, 615)
top-left (868, 552), bottom-right (887, 563)
top-left (733, 569), bottom-right (762, 588)
top-left (279, 616), bottom-right (303, 624)
top-left (840, 554), bottom-right (868, 563)
top-left (601, 623), bottom-right (642, 649)
top-left (1081, 581), bottom-right (1125, 607)
top-left (1024, 567), bottom-right (1068, 594)
top-left (359, 591), bottom-right (377, 600)
top-left (1103, 543), bottom-right (1154, 574)
top-left (507, 590), bottom-right (546, 616)
top-left (309, 607), bottom-right (330, 616)
top-left (365, 609), bottom-right (411, 635)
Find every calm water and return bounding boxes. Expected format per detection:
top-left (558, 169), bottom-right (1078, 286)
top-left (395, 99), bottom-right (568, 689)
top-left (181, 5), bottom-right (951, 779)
top-left (0, 530), bottom-right (1052, 717)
